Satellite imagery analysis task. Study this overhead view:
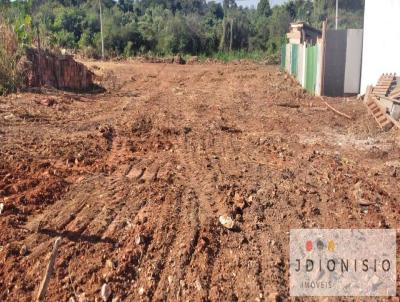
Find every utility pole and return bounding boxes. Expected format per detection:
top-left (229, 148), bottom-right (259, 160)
top-left (219, 0), bottom-right (229, 51)
top-left (99, 0), bottom-right (104, 59)
top-left (335, 0), bottom-right (338, 30)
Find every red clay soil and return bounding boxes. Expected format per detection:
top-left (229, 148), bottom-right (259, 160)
top-left (0, 61), bottom-right (399, 302)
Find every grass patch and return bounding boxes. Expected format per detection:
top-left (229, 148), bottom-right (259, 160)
top-left (136, 50), bottom-right (280, 64)
top-left (198, 50), bottom-right (279, 63)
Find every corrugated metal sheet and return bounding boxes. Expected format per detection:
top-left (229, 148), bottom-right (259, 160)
top-left (291, 44), bottom-right (299, 77)
top-left (302, 44), bottom-right (307, 87)
top-left (305, 45), bottom-right (318, 94)
top-left (281, 44), bottom-right (286, 70)
top-left (323, 30), bottom-right (347, 96)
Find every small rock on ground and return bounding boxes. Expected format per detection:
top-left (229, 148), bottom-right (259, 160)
top-left (101, 283), bottom-right (111, 302)
top-left (219, 215), bottom-right (235, 229)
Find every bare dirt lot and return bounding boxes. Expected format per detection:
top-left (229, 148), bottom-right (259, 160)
top-left (0, 61), bottom-right (399, 302)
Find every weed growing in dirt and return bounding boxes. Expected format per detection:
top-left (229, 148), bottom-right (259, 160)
top-left (0, 49), bottom-right (23, 95)
top-left (0, 21), bottom-right (23, 95)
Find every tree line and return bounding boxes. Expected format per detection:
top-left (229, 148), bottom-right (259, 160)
top-left (0, 0), bottom-right (365, 59)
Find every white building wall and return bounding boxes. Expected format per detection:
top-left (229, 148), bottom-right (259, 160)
top-left (285, 44), bottom-right (291, 74)
top-left (361, 0), bottom-right (400, 93)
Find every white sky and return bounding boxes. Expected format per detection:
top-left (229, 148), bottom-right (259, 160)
top-left (237, 0), bottom-right (287, 9)
top-left (209, 0), bottom-right (287, 9)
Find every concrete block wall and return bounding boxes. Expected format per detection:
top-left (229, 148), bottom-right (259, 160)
top-left (322, 29), bottom-right (363, 96)
top-left (344, 29), bottom-right (363, 94)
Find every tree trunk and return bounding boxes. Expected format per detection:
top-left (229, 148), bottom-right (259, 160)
top-left (99, 0), bottom-right (105, 59)
top-left (229, 18), bottom-right (233, 52)
top-left (220, 19), bottom-right (227, 51)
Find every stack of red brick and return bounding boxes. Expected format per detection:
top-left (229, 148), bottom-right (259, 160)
top-left (24, 48), bottom-right (94, 91)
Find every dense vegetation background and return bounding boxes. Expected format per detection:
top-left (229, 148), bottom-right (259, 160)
top-left (0, 0), bottom-right (365, 60)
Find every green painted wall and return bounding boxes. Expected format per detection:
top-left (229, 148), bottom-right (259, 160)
top-left (305, 45), bottom-right (318, 94)
top-left (281, 44), bottom-right (286, 70)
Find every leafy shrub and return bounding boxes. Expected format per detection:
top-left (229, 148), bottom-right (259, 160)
top-left (81, 46), bottom-right (101, 59)
top-left (124, 41), bottom-right (134, 57)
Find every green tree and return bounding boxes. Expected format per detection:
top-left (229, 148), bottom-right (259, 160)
top-left (257, 0), bottom-right (271, 17)
top-left (0, 0), bottom-right (366, 59)
top-left (267, 5), bottom-right (291, 54)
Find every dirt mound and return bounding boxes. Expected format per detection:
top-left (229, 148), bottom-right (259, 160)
top-left (20, 48), bottom-right (94, 91)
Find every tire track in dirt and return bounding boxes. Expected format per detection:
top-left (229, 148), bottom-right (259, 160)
top-left (174, 130), bottom-right (243, 301)
top-left (165, 189), bottom-right (201, 300)
top-left (122, 182), bottom-right (184, 301)
top-left (180, 126), bottom-right (288, 301)
top-left (146, 187), bottom-right (200, 301)
top-left (10, 176), bottom-right (120, 299)
top-left (177, 189), bottom-right (220, 301)
top-left (93, 186), bottom-right (144, 240)
top-left (21, 177), bottom-right (106, 255)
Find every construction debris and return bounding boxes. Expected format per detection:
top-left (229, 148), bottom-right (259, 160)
top-left (365, 96), bottom-right (394, 130)
top-left (372, 73), bottom-right (396, 97)
top-left (364, 74), bottom-right (400, 130)
top-left (318, 97), bottom-right (353, 120)
top-left (389, 85), bottom-right (400, 99)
